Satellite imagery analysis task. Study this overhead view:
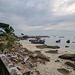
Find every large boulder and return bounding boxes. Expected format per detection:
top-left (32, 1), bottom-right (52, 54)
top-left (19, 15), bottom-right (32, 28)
top-left (36, 45), bottom-right (60, 49)
top-left (58, 54), bottom-right (75, 60)
top-left (71, 58), bottom-right (75, 61)
top-left (57, 68), bottom-right (70, 75)
top-left (45, 50), bottom-right (58, 54)
top-left (65, 62), bottom-right (75, 68)
top-left (34, 51), bottom-right (50, 61)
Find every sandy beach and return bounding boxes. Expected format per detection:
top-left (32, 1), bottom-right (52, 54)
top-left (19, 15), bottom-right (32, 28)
top-left (20, 40), bottom-right (75, 75)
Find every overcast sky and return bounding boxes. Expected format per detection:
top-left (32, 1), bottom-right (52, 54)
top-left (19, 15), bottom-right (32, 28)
top-left (0, 0), bottom-right (75, 35)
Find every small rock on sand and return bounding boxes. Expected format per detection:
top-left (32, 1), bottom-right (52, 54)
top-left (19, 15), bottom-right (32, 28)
top-left (65, 62), bottom-right (75, 68)
top-left (58, 54), bottom-right (75, 60)
top-left (45, 50), bottom-right (58, 54)
top-left (57, 68), bottom-right (70, 75)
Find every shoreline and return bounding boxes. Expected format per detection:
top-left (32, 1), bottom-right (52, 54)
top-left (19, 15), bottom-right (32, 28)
top-left (20, 40), bottom-right (75, 75)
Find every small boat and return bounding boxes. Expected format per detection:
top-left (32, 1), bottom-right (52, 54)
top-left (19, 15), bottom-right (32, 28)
top-left (29, 38), bottom-right (45, 44)
top-left (56, 39), bottom-right (61, 43)
top-left (66, 40), bottom-right (70, 43)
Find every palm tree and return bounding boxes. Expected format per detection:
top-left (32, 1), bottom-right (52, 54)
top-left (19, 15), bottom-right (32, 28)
top-left (0, 23), bottom-right (16, 52)
top-left (2, 26), bottom-right (14, 35)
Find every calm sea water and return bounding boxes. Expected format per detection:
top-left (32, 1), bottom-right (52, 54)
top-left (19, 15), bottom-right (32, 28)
top-left (23, 36), bottom-right (75, 53)
top-left (45, 36), bottom-right (75, 53)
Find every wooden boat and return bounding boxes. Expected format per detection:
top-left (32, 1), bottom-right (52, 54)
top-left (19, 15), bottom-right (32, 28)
top-left (29, 38), bottom-right (45, 44)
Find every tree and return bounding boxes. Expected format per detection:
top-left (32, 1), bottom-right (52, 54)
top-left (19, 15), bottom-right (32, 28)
top-left (0, 23), bottom-right (16, 52)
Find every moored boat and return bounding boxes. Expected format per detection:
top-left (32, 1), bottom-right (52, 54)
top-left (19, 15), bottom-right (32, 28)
top-left (66, 40), bottom-right (70, 43)
top-left (29, 38), bottom-right (45, 44)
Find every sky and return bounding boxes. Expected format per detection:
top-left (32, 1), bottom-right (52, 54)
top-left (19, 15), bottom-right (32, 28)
top-left (0, 0), bottom-right (75, 36)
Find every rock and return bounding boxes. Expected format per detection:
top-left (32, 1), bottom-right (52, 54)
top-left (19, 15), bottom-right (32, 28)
top-left (65, 46), bottom-right (69, 48)
top-left (34, 51), bottom-right (50, 61)
top-left (57, 68), bottom-right (70, 74)
top-left (23, 71), bottom-right (30, 75)
top-left (17, 66), bottom-right (24, 70)
top-left (37, 59), bottom-right (46, 64)
top-left (10, 69), bottom-right (19, 75)
top-left (45, 50), bottom-right (58, 54)
top-left (36, 45), bottom-right (60, 49)
top-left (30, 70), bottom-right (41, 75)
top-left (71, 58), bottom-right (75, 61)
top-left (22, 68), bottom-right (30, 75)
top-left (10, 57), bottom-right (18, 63)
top-left (73, 68), bottom-right (75, 71)
top-left (36, 70), bottom-right (41, 75)
top-left (65, 62), bottom-right (75, 68)
top-left (58, 54), bottom-right (75, 60)
top-left (55, 59), bottom-right (60, 62)
top-left (28, 53), bottom-right (38, 63)
top-left (29, 54), bottom-right (38, 58)
top-left (47, 45), bottom-right (60, 49)
top-left (38, 54), bottom-right (50, 61)
top-left (34, 51), bottom-right (41, 53)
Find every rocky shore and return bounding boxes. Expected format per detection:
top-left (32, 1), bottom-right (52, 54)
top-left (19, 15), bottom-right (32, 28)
top-left (19, 41), bottom-right (75, 75)
top-left (1, 41), bottom-right (75, 75)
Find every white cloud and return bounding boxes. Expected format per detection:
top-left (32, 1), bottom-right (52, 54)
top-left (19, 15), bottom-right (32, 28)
top-left (53, 0), bottom-right (75, 16)
top-left (67, 3), bottom-right (75, 14)
top-left (0, 0), bottom-right (75, 35)
top-left (44, 22), bottom-right (75, 31)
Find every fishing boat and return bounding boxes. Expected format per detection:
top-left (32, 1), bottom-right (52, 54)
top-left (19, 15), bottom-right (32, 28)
top-left (29, 38), bottom-right (45, 44)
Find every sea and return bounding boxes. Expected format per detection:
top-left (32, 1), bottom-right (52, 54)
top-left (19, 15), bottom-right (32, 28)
top-left (22, 35), bottom-right (75, 53)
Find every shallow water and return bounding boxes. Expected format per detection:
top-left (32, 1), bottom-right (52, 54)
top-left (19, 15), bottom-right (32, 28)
top-left (45, 36), bottom-right (75, 53)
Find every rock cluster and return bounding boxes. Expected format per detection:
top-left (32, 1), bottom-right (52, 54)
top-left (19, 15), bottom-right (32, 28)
top-left (36, 45), bottom-right (60, 49)
top-left (58, 54), bottom-right (75, 61)
top-left (6, 43), bottom-right (50, 75)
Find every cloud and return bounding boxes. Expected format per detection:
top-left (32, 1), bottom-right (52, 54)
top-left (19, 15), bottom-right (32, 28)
top-left (53, 0), bottom-right (75, 16)
top-left (16, 25), bottom-right (43, 32)
top-left (44, 21), bottom-right (75, 31)
top-left (0, 0), bottom-right (75, 35)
